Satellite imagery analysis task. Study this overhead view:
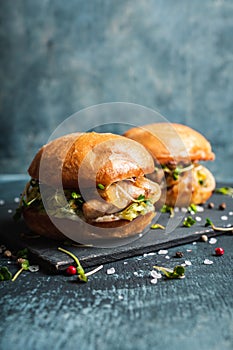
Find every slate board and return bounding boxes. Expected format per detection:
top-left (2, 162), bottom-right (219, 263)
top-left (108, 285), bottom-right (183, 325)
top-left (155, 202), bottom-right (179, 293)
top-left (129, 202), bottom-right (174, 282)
top-left (0, 178), bottom-right (232, 272)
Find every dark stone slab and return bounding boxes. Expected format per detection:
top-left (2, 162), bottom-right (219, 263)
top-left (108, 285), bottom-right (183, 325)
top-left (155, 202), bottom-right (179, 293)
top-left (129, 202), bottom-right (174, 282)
top-left (0, 179), bottom-right (232, 272)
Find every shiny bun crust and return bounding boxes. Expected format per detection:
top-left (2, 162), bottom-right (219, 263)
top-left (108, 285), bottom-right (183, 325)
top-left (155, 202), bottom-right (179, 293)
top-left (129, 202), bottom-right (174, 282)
top-left (23, 207), bottom-right (155, 241)
top-left (123, 123), bottom-right (215, 163)
top-left (28, 132), bottom-right (155, 188)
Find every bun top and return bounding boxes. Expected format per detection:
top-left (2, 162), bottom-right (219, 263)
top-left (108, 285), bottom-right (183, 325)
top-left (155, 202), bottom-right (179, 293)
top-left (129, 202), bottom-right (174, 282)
top-left (123, 123), bottom-right (215, 163)
top-left (28, 132), bottom-right (155, 188)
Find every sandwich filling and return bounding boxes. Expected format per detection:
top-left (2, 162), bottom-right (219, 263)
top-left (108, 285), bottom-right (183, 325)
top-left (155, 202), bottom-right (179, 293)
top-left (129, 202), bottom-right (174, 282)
top-left (16, 176), bottom-right (161, 223)
top-left (152, 162), bottom-right (215, 206)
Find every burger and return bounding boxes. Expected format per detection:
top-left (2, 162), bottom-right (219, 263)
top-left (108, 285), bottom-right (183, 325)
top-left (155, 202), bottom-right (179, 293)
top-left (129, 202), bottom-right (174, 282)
top-left (16, 132), bottom-right (161, 241)
top-left (123, 123), bottom-right (215, 207)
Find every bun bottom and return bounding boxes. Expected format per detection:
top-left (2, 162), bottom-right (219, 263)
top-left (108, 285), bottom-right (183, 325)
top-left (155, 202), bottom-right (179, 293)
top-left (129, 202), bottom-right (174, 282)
top-left (23, 207), bottom-right (155, 242)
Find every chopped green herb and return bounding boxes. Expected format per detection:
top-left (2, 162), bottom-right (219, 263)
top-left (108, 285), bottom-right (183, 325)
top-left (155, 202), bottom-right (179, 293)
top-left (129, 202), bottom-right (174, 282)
top-left (58, 247), bottom-right (87, 283)
top-left (160, 205), bottom-right (174, 217)
top-left (136, 194), bottom-right (146, 202)
top-left (188, 203), bottom-right (197, 213)
top-left (183, 216), bottom-right (196, 227)
top-left (150, 223), bottom-right (165, 230)
top-left (153, 265), bottom-right (185, 279)
top-left (0, 266), bottom-right (12, 281)
top-left (215, 187), bottom-right (233, 196)
top-left (172, 168), bottom-right (180, 181)
top-left (198, 179), bottom-right (204, 185)
top-left (97, 183), bottom-right (105, 190)
top-left (71, 192), bottom-right (81, 199)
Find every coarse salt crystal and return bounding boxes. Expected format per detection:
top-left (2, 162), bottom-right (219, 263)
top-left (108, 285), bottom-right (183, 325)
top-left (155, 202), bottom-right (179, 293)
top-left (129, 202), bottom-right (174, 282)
top-left (195, 216), bottom-right (202, 222)
top-left (0, 199), bottom-right (5, 205)
top-left (150, 278), bottom-right (158, 284)
top-left (204, 259), bottom-right (213, 265)
top-left (107, 267), bottom-right (115, 275)
top-left (143, 252), bottom-right (156, 257)
top-left (7, 209), bottom-right (12, 214)
top-left (158, 249), bottom-right (168, 255)
top-left (196, 206), bottom-right (204, 212)
top-left (186, 249), bottom-right (192, 252)
top-left (28, 265), bottom-right (39, 272)
top-left (118, 295), bottom-right (124, 300)
top-left (181, 207), bottom-right (188, 213)
top-left (221, 215), bottom-right (228, 221)
top-left (165, 255), bottom-right (170, 259)
top-left (229, 211), bottom-right (233, 216)
top-left (14, 197), bottom-right (20, 203)
top-left (150, 270), bottom-right (162, 279)
top-left (174, 207), bottom-right (180, 212)
top-left (192, 242), bottom-right (197, 245)
top-left (209, 238), bottom-right (217, 244)
top-left (123, 261), bottom-right (128, 265)
top-left (185, 260), bottom-right (192, 266)
top-left (133, 272), bottom-right (139, 276)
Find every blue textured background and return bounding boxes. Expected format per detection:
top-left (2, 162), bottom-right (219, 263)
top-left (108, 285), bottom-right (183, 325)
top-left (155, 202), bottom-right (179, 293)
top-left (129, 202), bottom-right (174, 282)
top-left (0, 0), bottom-right (233, 181)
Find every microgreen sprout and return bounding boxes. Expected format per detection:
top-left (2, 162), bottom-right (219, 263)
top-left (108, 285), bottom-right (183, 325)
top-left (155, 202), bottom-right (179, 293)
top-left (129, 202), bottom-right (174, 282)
top-left (153, 265), bottom-right (185, 279)
top-left (205, 218), bottom-right (233, 232)
top-left (12, 259), bottom-right (30, 282)
top-left (183, 216), bottom-right (196, 227)
top-left (58, 247), bottom-right (87, 282)
top-left (150, 223), bottom-right (165, 230)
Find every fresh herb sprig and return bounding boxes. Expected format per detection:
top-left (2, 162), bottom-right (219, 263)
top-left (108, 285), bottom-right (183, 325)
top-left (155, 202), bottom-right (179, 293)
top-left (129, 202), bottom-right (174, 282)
top-left (58, 247), bottom-right (87, 282)
top-left (153, 265), bottom-right (185, 279)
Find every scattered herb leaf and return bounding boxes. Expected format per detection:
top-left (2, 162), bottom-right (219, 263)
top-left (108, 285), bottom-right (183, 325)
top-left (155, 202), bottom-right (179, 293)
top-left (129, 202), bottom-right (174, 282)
top-left (0, 266), bottom-right (12, 281)
top-left (153, 265), bottom-right (185, 279)
top-left (183, 216), bottom-right (196, 227)
top-left (215, 187), bottom-right (233, 196)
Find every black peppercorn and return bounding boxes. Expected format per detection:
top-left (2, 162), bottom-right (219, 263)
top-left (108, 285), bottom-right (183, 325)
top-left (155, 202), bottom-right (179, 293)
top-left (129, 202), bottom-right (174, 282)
top-left (175, 251), bottom-right (183, 258)
top-left (219, 202), bottom-right (226, 210)
top-left (208, 202), bottom-right (215, 209)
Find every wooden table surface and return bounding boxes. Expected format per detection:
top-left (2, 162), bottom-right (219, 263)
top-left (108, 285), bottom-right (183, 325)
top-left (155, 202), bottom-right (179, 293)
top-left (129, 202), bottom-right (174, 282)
top-left (0, 177), bottom-right (233, 350)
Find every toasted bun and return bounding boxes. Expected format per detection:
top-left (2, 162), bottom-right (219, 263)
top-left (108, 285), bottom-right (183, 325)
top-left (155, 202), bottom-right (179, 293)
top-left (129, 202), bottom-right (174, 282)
top-left (123, 123), bottom-right (215, 163)
top-left (23, 207), bottom-right (155, 241)
top-left (28, 132), bottom-right (155, 188)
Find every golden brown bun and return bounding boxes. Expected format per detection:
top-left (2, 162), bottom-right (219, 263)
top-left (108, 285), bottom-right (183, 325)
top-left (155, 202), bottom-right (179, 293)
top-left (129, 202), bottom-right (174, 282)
top-left (28, 132), bottom-right (155, 188)
top-left (23, 207), bottom-right (155, 241)
top-left (123, 123), bottom-right (215, 163)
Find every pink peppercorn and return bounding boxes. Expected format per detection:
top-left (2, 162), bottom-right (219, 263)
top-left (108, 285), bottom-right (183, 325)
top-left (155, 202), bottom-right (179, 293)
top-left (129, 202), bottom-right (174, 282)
top-left (215, 247), bottom-right (225, 256)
